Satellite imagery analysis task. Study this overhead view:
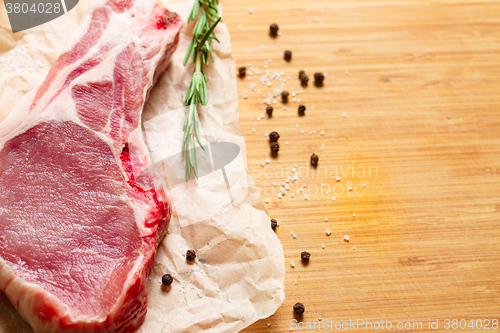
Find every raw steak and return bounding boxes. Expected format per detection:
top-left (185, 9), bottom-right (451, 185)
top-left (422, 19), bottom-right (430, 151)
top-left (0, 0), bottom-right (181, 331)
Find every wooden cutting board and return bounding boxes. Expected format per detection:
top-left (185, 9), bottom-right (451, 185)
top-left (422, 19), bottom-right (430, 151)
top-left (223, 0), bottom-right (500, 331)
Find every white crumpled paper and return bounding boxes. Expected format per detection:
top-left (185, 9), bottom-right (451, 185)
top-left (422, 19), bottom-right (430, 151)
top-left (0, 0), bottom-right (285, 332)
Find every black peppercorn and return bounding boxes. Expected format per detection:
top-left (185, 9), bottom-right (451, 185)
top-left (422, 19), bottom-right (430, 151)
top-left (270, 142), bottom-right (280, 153)
top-left (266, 106), bottom-right (274, 116)
top-left (269, 131), bottom-right (280, 142)
top-left (281, 91), bottom-right (289, 102)
top-left (284, 50), bottom-right (292, 61)
top-left (186, 250), bottom-right (196, 261)
top-left (271, 219), bottom-right (278, 230)
top-left (161, 274), bottom-right (173, 286)
top-left (270, 23), bottom-right (279, 37)
top-left (314, 72), bottom-right (325, 86)
top-left (300, 74), bottom-right (309, 87)
top-left (301, 251), bottom-right (311, 261)
top-left (310, 153), bottom-right (319, 166)
top-left (298, 70), bottom-right (305, 79)
top-left (238, 66), bottom-right (246, 77)
top-left (293, 302), bottom-right (305, 315)
top-left (298, 104), bottom-right (306, 115)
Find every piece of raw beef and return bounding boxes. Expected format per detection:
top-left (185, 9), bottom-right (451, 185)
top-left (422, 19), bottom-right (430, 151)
top-left (0, 0), bottom-right (181, 331)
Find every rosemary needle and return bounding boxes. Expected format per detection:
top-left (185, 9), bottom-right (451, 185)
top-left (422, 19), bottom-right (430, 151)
top-left (182, 0), bottom-right (221, 181)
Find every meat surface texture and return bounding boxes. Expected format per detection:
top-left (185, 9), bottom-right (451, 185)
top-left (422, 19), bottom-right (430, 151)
top-left (0, 0), bottom-right (181, 332)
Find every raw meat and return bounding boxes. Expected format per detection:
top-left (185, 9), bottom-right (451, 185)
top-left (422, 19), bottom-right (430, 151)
top-left (0, 0), bottom-right (182, 331)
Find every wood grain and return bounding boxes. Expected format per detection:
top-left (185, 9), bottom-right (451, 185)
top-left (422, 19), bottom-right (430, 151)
top-left (222, 0), bottom-right (500, 331)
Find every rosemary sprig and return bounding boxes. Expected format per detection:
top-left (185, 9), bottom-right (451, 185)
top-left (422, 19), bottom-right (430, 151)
top-left (182, 0), bottom-right (221, 181)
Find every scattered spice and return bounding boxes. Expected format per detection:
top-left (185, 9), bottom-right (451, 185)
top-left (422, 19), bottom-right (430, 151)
top-left (270, 142), bottom-right (280, 153)
top-left (266, 106), bottom-right (274, 116)
top-left (269, 131), bottom-right (280, 142)
top-left (269, 23), bottom-right (279, 37)
top-left (161, 274), bottom-right (173, 286)
top-left (314, 72), bottom-right (325, 86)
top-left (301, 251), bottom-right (311, 261)
top-left (271, 219), bottom-right (278, 230)
top-left (293, 302), bottom-right (305, 315)
top-left (284, 50), bottom-right (292, 61)
top-left (298, 70), bottom-right (305, 79)
top-left (238, 66), bottom-right (246, 77)
top-left (298, 104), bottom-right (306, 115)
top-left (281, 90), bottom-right (289, 102)
top-left (300, 74), bottom-right (309, 87)
top-left (186, 250), bottom-right (196, 261)
top-left (310, 153), bottom-right (319, 166)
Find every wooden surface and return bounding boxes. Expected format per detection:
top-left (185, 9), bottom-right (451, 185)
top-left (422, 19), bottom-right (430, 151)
top-left (223, 0), bottom-right (500, 332)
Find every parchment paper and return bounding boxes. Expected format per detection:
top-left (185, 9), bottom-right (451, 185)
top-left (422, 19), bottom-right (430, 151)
top-left (0, 0), bottom-right (286, 332)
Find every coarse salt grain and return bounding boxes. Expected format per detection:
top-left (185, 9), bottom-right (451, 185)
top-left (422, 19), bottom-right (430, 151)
top-left (344, 235), bottom-right (350, 241)
top-left (237, 25), bottom-right (241, 29)
top-left (320, 131), bottom-right (325, 135)
top-left (331, 197), bottom-right (336, 202)
top-left (249, 8), bottom-right (254, 13)
top-left (326, 229), bottom-right (332, 236)
top-left (266, 158), bottom-right (270, 163)
top-left (336, 176), bottom-right (340, 182)
top-left (291, 261), bottom-right (295, 267)
top-left (343, 113), bottom-right (346, 117)
top-left (322, 244), bottom-right (325, 249)
top-left (265, 198), bottom-right (269, 203)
